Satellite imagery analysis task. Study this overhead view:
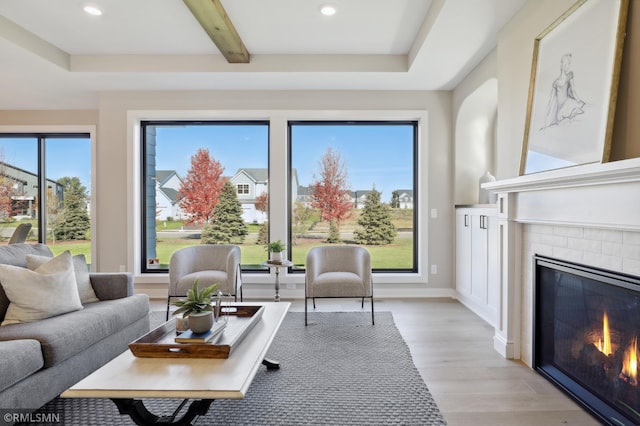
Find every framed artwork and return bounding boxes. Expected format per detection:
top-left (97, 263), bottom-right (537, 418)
top-left (520, 0), bottom-right (629, 175)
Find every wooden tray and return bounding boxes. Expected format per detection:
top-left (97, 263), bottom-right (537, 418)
top-left (129, 305), bottom-right (265, 359)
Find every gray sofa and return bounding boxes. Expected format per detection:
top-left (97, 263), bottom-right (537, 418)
top-left (0, 243), bottom-right (150, 409)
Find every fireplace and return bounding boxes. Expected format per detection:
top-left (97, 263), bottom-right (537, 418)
top-left (534, 255), bottom-right (640, 425)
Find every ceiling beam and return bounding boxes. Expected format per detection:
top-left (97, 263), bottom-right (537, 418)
top-left (183, 0), bottom-right (250, 64)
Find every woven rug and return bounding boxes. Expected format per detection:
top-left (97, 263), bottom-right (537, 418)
top-left (32, 312), bottom-right (447, 425)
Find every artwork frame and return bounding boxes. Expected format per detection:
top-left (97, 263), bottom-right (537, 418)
top-left (519, 0), bottom-right (629, 175)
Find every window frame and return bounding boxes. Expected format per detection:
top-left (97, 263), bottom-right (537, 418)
top-left (237, 183), bottom-right (250, 195)
top-left (139, 120), bottom-right (270, 274)
top-left (0, 132), bottom-right (91, 244)
top-left (287, 120), bottom-right (419, 274)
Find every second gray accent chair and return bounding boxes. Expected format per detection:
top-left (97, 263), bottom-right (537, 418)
top-left (167, 244), bottom-right (242, 319)
top-left (305, 245), bottom-right (374, 325)
top-left (8, 223), bottom-right (32, 244)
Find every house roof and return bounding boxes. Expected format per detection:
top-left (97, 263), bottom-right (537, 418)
top-left (158, 187), bottom-right (181, 204)
top-left (395, 189), bottom-right (414, 197)
top-left (236, 168), bottom-right (268, 183)
top-left (156, 170), bottom-right (178, 187)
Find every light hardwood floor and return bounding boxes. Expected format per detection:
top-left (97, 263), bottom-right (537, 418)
top-left (157, 297), bottom-right (600, 426)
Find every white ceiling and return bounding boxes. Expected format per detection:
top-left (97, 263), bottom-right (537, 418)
top-left (0, 0), bottom-right (526, 110)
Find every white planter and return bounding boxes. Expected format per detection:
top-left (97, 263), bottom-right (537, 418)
top-left (270, 251), bottom-right (283, 262)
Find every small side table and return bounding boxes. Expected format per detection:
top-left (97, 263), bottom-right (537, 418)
top-left (262, 260), bottom-right (294, 302)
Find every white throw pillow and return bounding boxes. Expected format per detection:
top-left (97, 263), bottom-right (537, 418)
top-left (26, 252), bottom-right (99, 304)
top-left (0, 251), bottom-right (83, 326)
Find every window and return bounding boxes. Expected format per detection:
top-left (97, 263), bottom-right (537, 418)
top-left (289, 121), bottom-right (417, 272)
top-left (237, 184), bottom-right (249, 195)
top-left (141, 121), bottom-right (269, 273)
top-left (0, 133), bottom-right (92, 264)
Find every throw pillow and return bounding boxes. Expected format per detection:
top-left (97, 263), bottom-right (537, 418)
top-left (26, 252), bottom-right (99, 304)
top-left (0, 251), bottom-right (83, 326)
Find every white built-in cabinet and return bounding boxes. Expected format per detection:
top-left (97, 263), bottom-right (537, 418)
top-left (455, 206), bottom-right (498, 326)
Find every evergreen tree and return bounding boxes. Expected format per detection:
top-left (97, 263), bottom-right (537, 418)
top-left (390, 190), bottom-right (400, 208)
top-left (201, 180), bottom-right (247, 244)
top-left (327, 218), bottom-right (340, 243)
top-left (53, 177), bottom-right (90, 240)
top-left (256, 221), bottom-right (268, 246)
top-left (354, 189), bottom-right (397, 245)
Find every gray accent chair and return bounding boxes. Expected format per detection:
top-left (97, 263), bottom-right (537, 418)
top-left (167, 244), bottom-right (242, 319)
top-left (305, 246), bottom-right (374, 325)
top-left (9, 223), bottom-right (32, 244)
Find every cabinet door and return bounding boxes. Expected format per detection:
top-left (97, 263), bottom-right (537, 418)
top-left (470, 213), bottom-right (488, 304)
top-left (455, 210), bottom-right (472, 296)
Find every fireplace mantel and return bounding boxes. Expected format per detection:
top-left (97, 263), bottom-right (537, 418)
top-left (481, 157), bottom-right (640, 360)
top-left (484, 157), bottom-right (640, 231)
top-left (484, 157), bottom-right (640, 193)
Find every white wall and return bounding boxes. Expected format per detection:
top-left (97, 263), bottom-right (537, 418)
top-left (92, 90), bottom-right (454, 297)
top-left (452, 50), bottom-right (498, 205)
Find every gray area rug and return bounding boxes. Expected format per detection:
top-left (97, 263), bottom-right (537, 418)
top-left (31, 311), bottom-right (446, 425)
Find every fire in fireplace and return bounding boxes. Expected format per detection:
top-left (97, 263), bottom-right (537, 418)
top-left (533, 255), bottom-right (640, 426)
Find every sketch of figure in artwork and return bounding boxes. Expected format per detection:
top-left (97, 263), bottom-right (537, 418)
top-left (542, 53), bottom-right (586, 128)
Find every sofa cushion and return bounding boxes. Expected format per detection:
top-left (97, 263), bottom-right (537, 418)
top-left (27, 252), bottom-right (99, 304)
top-left (0, 244), bottom-right (53, 322)
top-left (0, 339), bottom-right (44, 393)
top-left (0, 294), bottom-right (149, 367)
top-left (0, 251), bottom-right (83, 326)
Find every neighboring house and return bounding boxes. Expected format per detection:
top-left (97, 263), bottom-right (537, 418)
top-left (228, 168), bottom-right (268, 224)
top-left (0, 161), bottom-right (63, 219)
top-left (296, 185), bottom-right (313, 207)
top-left (395, 189), bottom-right (414, 209)
top-left (352, 190), bottom-right (372, 208)
top-left (228, 168), bottom-right (299, 223)
top-left (155, 170), bottom-right (185, 221)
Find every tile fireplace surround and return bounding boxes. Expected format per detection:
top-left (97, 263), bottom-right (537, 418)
top-left (483, 157), bottom-right (640, 366)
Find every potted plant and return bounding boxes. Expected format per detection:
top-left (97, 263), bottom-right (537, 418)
top-left (266, 240), bottom-right (286, 262)
top-left (171, 279), bottom-right (219, 333)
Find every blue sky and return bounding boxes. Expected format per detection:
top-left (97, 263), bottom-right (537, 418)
top-left (156, 123), bottom-right (414, 203)
top-left (0, 137), bottom-right (92, 192)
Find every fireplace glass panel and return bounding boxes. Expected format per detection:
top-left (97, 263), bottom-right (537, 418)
top-left (534, 256), bottom-right (640, 426)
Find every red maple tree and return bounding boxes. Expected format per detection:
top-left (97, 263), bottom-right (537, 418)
top-left (255, 191), bottom-right (268, 214)
top-left (179, 148), bottom-right (225, 225)
top-left (310, 147), bottom-right (352, 225)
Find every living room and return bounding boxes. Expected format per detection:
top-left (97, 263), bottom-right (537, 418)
top-left (0, 0), bottom-right (639, 424)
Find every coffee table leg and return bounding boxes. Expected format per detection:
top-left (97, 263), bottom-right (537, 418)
top-left (262, 358), bottom-right (280, 370)
top-left (111, 398), bottom-right (213, 426)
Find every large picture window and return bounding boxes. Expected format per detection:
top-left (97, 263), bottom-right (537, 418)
top-left (0, 133), bottom-right (92, 264)
top-left (289, 121), bottom-right (417, 272)
top-left (141, 121), bottom-right (269, 273)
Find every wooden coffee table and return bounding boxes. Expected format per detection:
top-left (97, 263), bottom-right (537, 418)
top-left (62, 302), bottom-right (290, 425)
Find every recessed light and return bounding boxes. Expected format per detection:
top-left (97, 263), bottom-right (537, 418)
top-left (83, 4), bottom-right (103, 16)
top-left (320, 4), bottom-right (337, 16)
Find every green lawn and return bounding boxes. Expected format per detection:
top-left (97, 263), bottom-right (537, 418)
top-left (154, 236), bottom-right (413, 270)
top-left (2, 212), bottom-right (414, 270)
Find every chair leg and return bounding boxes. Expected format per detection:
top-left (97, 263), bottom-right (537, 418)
top-left (305, 297), bottom-right (308, 326)
top-left (361, 297), bottom-right (364, 308)
top-left (313, 298), bottom-right (316, 309)
top-left (371, 296), bottom-right (375, 325)
top-left (166, 297), bottom-right (171, 321)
